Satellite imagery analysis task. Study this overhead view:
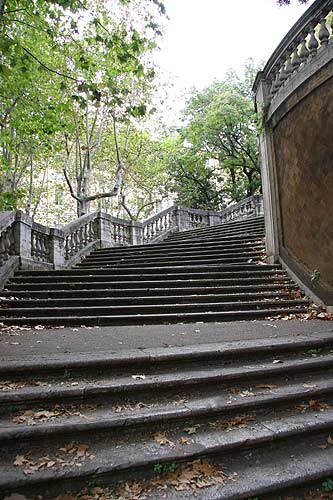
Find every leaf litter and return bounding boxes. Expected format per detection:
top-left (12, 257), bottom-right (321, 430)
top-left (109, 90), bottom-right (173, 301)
top-left (14, 442), bottom-right (95, 475)
top-left (11, 459), bottom-right (237, 499)
top-left (12, 403), bottom-right (98, 425)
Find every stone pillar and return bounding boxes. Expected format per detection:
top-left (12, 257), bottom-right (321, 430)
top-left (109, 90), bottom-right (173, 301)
top-left (49, 228), bottom-right (65, 268)
top-left (13, 211), bottom-right (32, 259)
top-left (255, 79), bottom-right (280, 264)
top-left (174, 206), bottom-right (189, 232)
top-left (130, 221), bottom-right (143, 245)
top-left (97, 212), bottom-right (113, 247)
top-left (208, 212), bottom-right (221, 226)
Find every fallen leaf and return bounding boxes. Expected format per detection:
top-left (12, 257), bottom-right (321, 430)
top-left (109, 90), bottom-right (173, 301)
top-left (327, 436), bottom-right (333, 446)
top-left (183, 425), bottom-right (200, 435)
top-left (154, 432), bottom-right (175, 447)
top-left (255, 384), bottom-right (277, 390)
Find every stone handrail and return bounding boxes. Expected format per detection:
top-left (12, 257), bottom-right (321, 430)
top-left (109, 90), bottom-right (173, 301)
top-left (0, 211), bottom-right (16, 266)
top-left (253, 0), bottom-right (333, 104)
top-left (0, 194), bottom-right (263, 276)
top-left (219, 195), bottom-right (263, 223)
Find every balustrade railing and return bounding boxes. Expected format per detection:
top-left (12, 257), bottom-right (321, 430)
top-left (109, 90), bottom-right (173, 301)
top-left (219, 195), bottom-right (263, 223)
top-left (63, 214), bottom-right (99, 260)
top-left (0, 212), bottom-right (16, 266)
top-left (143, 206), bottom-right (175, 243)
top-left (0, 194), bottom-right (263, 277)
top-left (255, 0), bottom-right (333, 105)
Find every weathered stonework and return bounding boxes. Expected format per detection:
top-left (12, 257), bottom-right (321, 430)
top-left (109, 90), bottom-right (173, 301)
top-left (273, 74), bottom-right (333, 289)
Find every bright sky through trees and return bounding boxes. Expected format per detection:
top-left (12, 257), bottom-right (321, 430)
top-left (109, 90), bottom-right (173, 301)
top-left (155, 0), bottom-right (314, 121)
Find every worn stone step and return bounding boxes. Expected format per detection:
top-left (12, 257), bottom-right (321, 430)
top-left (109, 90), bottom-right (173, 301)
top-left (0, 299), bottom-right (307, 318)
top-left (1, 345), bottom-right (332, 407)
top-left (80, 250), bottom-right (265, 266)
top-left (76, 255), bottom-right (267, 269)
top-left (0, 291), bottom-right (297, 308)
top-left (3, 331), bottom-right (332, 374)
top-left (0, 371), bottom-right (332, 444)
top-left (93, 241), bottom-right (265, 258)
top-left (5, 276), bottom-right (292, 292)
top-left (0, 283), bottom-right (296, 299)
top-left (15, 263), bottom-right (279, 277)
top-left (9, 269), bottom-right (287, 284)
top-left (165, 217), bottom-right (264, 238)
top-left (0, 304), bottom-right (308, 326)
top-left (1, 391), bottom-right (333, 497)
top-left (79, 254), bottom-right (265, 268)
top-left (166, 223), bottom-right (265, 241)
top-left (93, 233), bottom-right (265, 254)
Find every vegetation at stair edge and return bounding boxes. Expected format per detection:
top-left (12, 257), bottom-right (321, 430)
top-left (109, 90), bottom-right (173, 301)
top-left (1, 1), bottom-right (269, 224)
top-left (167, 60), bottom-right (262, 211)
top-left (0, 0), bottom-right (168, 221)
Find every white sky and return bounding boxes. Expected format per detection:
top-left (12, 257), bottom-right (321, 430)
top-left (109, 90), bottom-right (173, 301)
top-left (154, 0), bottom-right (314, 121)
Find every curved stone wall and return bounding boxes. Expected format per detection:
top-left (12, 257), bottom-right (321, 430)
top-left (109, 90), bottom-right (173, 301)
top-left (273, 68), bottom-right (333, 294)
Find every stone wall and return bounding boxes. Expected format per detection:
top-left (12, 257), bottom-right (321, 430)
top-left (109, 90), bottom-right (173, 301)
top-left (273, 70), bottom-right (333, 292)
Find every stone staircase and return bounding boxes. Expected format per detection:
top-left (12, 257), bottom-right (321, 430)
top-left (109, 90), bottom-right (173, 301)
top-left (1, 331), bottom-right (333, 499)
top-left (3, 215), bottom-right (333, 499)
top-left (0, 216), bottom-right (308, 326)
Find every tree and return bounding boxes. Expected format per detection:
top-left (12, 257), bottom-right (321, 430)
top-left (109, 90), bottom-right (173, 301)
top-left (168, 62), bottom-right (262, 210)
top-left (0, 0), bottom-right (166, 217)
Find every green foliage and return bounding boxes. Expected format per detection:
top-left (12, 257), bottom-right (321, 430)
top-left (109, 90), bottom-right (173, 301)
top-left (153, 462), bottom-right (177, 474)
top-left (311, 270), bottom-right (321, 282)
top-left (87, 478), bottom-right (104, 488)
top-left (0, 0), bottom-right (167, 220)
top-left (168, 61), bottom-right (263, 209)
top-left (322, 478), bottom-right (333, 492)
top-left (63, 369), bottom-right (71, 379)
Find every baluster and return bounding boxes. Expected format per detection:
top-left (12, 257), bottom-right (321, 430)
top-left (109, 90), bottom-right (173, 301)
top-left (69, 234), bottom-right (75, 257)
top-left (40, 236), bottom-right (46, 261)
top-left (299, 38), bottom-right (310, 64)
top-left (318, 16), bottom-right (330, 47)
top-left (291, 44), bottom-right (301, 71)
top-left (3, 229), bottom-right (11, 261)
top-left (285, 51), bottom-right (293, 78)
top-left (88, 221), bottom-right (94, 242)
top-left (83, 223), bottom-right (89, 245)
top-left (65, 236), bottom-right (70, 259)
top-left (278, 62), bottom-right (287, 87)
top-left (308, 26), bottom-right (319, 57)
top-left (0, 234), bottom-right (5, 265)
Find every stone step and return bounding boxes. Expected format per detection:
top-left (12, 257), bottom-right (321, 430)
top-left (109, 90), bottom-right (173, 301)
top-left (80, 250), bottom-right (265, 266)
top-left (2, 413), bottom-right (333, 498)
top-left (0, 283), bottom-right (296, 299)
top-left (76, 254), bottom-right (267, 268)
top-left (9, 269), bottom-right (287, 283)
top-left (0, 299), bottom-right (308, 318)
top-left (3, 331), bottom-right (331, 374)
top-left (1, 337), bottom-right (331, 409)
top-left (164, 217), bottom-right (264, 238)
top-left (15, 263), bottom-right (280, 277)
top-left (0, 307), bottom-right (308, 326)
top-left (165, 226), bottom-right (265, 243)
top-left (0, 291), bottom-right (296, 308)
top-left (79, 254), bottom-right (265, 268)
top-left (92, 240), bottom-right (265, 258)
top-left (1, 333), bottom-right (333, 498)
top-left (5, 276), bottom-right (292, 291)
top-left (93, 232), bottom-right (265, 254)
top-left (166, 222), bottom-right (265, 241)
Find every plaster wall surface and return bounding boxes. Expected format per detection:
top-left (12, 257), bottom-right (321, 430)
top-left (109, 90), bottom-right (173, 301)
top-left (273, 72), bottom-right (333, 289)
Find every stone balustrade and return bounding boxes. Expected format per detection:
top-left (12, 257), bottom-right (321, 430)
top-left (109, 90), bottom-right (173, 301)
top-left (0, 194), bottom-right (263, 282)
top-left (254, 0), bottom-right (333, 310)
top-left (254, 0), bottom-right (333, 111)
